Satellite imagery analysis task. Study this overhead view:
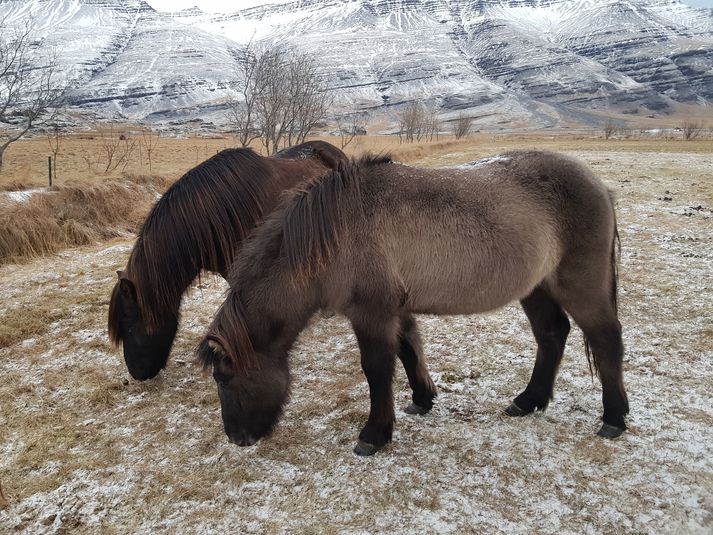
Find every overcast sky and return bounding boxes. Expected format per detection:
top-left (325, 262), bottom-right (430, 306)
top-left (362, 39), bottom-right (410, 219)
top-left (145, 0), bottom-right (713, 13)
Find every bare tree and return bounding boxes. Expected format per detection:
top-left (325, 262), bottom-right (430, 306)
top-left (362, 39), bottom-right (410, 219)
top-left (229, 43), bottom-right (332, 154)
top-left (97, 123), bottom-right (137, 173)
top-left (397, 103), bottom-right (425, 143)
top-left (602, 120), bottom-right (619, 140)
top-left (284, 52), bottom-right (333, 147)
top-left (226, 43), bottom-right (264, 148)
top-left (681, 120), bottom-right (704, 140)
top-left (140, 126), bottom-right (160, 172)
top-left (397, 102), bottom-right (442, 143)
top-left (452, 112), bottom-right (473, 140)
top-left (336, 112), bottom-right (367, 149)
top-left (46, 122), bottom-right (63, 183)
top-left (423, 106), bottom-right (440, 142)
top-left (0, 16), bottom-right (65, 170)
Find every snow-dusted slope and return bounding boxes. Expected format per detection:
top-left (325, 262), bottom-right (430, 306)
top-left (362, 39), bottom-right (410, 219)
top-left (1, 0), bottom-right (711, 128)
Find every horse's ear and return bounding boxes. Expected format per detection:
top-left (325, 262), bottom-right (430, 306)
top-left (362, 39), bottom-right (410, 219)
top-left (208, 339), bottom-right (227, 356)
top-left (118, 277), bottom-right (137, 304)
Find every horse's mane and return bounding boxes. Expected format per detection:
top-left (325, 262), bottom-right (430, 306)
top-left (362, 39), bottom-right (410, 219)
top-left (281, 153), bottom-right (390, 282)
top-left (198, 154), bottom-right (389, 372)
top-left (110, 148), bottom-right (274, 337)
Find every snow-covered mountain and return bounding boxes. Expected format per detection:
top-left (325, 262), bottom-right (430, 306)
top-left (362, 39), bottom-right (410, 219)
top-left (1, 0), bottom-right (712, 129)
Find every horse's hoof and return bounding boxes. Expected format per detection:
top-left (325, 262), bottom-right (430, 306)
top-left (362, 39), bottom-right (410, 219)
top-left (354, 440), bottom-right (380, 456)
top-left (404, 402), bottom-right (429, 415)
top-left (503, 402), bottom-right (530, 417)
top-left (597, 423), bottom-right (625, 439)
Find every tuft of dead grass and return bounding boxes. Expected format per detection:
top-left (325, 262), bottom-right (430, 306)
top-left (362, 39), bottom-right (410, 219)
top-left (0, 479), bottom-right (7, 509)
top-left (0, 180), bottom-right (33, 192)
top-left (0, 177), bottom-right (166, 266)
top-left (0, 304), bottom-right (65, 348)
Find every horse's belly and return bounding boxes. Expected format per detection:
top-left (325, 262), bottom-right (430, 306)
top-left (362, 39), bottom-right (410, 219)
top-left (407, 281), bottom-right (530, 315)
top-left (401, 248), bottom-right (558, 315)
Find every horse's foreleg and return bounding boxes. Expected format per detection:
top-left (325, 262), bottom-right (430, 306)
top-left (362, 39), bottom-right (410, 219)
top-left (397, 313), bottom-right (437, 415)
top-left (506, 286), bottom-right (570, 417)
top-left (350, 312), bottom-right (399, 456)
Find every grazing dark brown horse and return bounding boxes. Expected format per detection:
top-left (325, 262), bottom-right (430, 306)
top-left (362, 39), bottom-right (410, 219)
top-left (107, 142), bottom-right (351, 380)
top-left (198, 150), bottom-right (628, 455)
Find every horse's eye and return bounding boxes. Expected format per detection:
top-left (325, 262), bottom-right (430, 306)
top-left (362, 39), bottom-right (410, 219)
top-left (212, 367), bottom-right (230, 387)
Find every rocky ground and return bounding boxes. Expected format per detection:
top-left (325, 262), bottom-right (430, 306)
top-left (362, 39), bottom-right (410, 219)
top-left (0, 147), bottom-right (711, 533)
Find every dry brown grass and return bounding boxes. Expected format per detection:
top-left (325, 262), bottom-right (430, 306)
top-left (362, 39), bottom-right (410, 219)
top-left (0, 135), bottom-right (711, 533)
top-left (2, 131), bottom-right (712, 189)
top-left (0, 177), bottom-right (167, 266)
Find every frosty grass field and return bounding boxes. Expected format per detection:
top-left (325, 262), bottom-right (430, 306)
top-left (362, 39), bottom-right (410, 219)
top-left (0, 139), bottom-right (711, 533)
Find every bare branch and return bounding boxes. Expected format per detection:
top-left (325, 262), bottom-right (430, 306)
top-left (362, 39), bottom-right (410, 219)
top-left (1, 16), bottom-right (66, 169)
top-left (452, 112), bottom-right (473, 140)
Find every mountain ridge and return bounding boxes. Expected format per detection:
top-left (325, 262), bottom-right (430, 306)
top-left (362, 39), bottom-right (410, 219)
top-left (1, 0), bottom-right (712, 130)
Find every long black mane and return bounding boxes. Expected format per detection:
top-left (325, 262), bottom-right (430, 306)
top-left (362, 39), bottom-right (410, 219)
top-left (109, 148), bottom-right (274, 339)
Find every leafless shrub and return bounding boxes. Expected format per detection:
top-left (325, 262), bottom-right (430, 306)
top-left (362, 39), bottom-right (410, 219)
top-left (140, 127), bottom-right (160, 172)
top-left (397, 103), bottom-right (440, 143)
top-left (336, 113), bottom-right (367, 149)
top-left (452, 112), bottom-right (473, 140)
top-left (97, 124), bottom-right (137, 173)
top-left (603, 121), bottom-right (619, 140)
top-left (681, 120), bottom-right (704, 140)
top-left (46, 123), bottom-right (63, 183)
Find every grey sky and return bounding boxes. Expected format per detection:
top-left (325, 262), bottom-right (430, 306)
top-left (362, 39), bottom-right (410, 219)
top-left (684, 0), bottom-right (713, 7)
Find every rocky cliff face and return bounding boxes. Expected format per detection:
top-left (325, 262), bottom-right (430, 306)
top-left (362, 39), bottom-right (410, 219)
top-left (1, 0), bottom-right (711, 129)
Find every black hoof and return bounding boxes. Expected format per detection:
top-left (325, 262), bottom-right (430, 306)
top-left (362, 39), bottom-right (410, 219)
top-left (503, 402), bottom-right (531, 417)
top-left (404, 402), bottom-right (430, 415)
top-left (597, 423), bottom-right (625, 439)
top-left (354, 440), bottom-right (380, 456)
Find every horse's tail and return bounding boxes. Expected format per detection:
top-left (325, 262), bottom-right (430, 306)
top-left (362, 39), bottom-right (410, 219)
top-left (197, 289), bottom-right (257, 374)
top-left (584, 189), bottom-right (621, 376)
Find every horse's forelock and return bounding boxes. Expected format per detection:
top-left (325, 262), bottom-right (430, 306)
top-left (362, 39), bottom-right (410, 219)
top-left (107, 281), bottom-right (123, 346)
top-left (204, 290), bottom-right (257, 374)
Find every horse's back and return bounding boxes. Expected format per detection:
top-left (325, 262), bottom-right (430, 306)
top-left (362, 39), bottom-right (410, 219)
top-left (332, 153), bottom-right (613, 315)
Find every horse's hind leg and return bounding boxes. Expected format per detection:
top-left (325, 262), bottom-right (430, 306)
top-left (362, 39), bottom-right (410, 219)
top-left (397, 313), bottom-right (437, 415)
top-left (553, 278), bottom-right (629, 437)
top-left (568, 303), bottom-right (628, 437)
top-left (350, 311), bottom-right (399, 456)
top-left (505, 286), bottom-right (570, 417)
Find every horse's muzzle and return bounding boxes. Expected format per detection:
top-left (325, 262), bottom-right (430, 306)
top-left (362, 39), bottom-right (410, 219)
top-left (228, 431), bottom-right (258, 447)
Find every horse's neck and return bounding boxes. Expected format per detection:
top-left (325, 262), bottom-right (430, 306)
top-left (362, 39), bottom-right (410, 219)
top-left (129, 236), bottom-right (204, 314)
top-left (245, 275), bottom-right (321, 357)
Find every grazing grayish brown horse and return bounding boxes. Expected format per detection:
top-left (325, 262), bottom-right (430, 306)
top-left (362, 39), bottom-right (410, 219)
top-left (198, 151), bottom-right (628, 455)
